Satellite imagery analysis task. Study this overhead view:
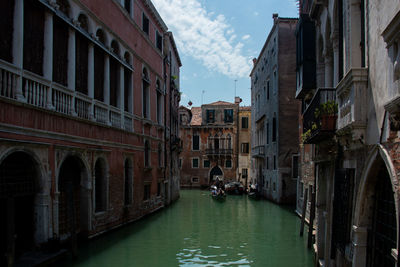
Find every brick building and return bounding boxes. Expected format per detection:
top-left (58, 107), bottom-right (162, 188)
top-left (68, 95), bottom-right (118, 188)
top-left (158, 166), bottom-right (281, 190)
top-left (0, 0), bottom-right (181, 265)
top-left (250, 14), bottom-right (299, 204)
top-left (179, 98), bottom-right (243, 188)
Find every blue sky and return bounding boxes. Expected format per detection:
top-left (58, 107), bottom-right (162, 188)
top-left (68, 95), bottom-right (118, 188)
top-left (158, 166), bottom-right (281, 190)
top-left (152, 0), bottom-right (298, 107)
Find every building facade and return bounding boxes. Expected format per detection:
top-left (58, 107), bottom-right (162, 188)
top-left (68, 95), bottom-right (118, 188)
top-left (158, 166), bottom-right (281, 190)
top-left (238, 106), bottom-right (252, 187)
top-left (0, 0), bottom-right (181, 265)
top-left (296, 0), bottom-right (400, 266)
top-left (250, 14), bottom-right (300, 204)
top-left (179, 99), bottom-right (242, 188)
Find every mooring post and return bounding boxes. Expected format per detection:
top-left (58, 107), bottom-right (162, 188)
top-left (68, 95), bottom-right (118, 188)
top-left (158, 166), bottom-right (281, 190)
top-left (307, 185), bottom-right (315, 248)
top-left (300, 187), bottom-right (308, 236)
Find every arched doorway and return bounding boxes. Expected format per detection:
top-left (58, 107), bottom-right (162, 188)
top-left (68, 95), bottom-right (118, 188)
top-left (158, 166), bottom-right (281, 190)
top-left (58, 156), bottom-right (88, 243)
top-left (366, 164), bottom-right (396, 267)
top-left (209, 166), bottom-right (223, 184)
top-left (0, 151), bottom-right (39, 266)
top-left (353, 146), bottom-right (398, 267)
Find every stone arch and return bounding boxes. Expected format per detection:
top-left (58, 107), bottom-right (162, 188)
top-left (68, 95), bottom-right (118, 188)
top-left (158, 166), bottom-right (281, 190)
top-left (111, 39), bottom-right (120, 56)
top-left (56, 0), bottom-right (71, 17)
top-left (57, 153), bottom-right (90, 241)
top-left (94, 157), bottom-right (108, 213)
top-left (0, 149), bottom-right (46, 264)
top-left (142, 67), bottom-right (149, 81)
top-left (352, 144), bottom-right (399, 266)
top-left (354, 145), bottom-right (398, 226)
top-left (95, 28), bottom-right (107, 45)
top-left (124, 51), bottom-right (131, 65)
top-left (77, 13), bottom-right (89, 32)
top-left (209, 165), bottom-right (224, 184)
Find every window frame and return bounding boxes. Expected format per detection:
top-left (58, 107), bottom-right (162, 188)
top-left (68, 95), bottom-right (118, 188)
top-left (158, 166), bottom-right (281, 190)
top-left (206, 109), bottom-right (215, 123)
top-left (192, 157), bottom-right (199, 168)
top-left (192, 134), bottom-right (200, 151)
top-left (241, 116), bottom-right (249, 129)
top-left (224, 109), bottom-right (234, 123)
top-left (203, 159), bottom-right (210, 168)
top-left (142, 12), bottom-right (149, 35)
top-left (225, 159), bottom-right (232, 169)
top-left (241, 142), bottom-right (249, 154)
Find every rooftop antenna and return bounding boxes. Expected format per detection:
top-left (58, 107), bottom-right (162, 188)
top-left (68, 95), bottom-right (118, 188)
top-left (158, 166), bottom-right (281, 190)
top-left (202, 90), bottom-right (205, 105)
top-left (234, 79), bottom-right (237, 97)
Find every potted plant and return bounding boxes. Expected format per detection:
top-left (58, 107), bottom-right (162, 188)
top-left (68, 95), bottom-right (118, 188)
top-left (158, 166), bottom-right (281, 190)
top-left (314, 100), bottom-right (338, 131)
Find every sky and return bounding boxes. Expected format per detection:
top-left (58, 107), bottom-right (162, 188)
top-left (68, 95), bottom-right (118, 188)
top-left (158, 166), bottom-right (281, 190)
top-left (152, 0), bottom-right (299, 107)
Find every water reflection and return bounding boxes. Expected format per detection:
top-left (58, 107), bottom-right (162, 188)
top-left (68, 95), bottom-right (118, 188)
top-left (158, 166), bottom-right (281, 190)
top-left (57, 190), bottom-right (313, 267)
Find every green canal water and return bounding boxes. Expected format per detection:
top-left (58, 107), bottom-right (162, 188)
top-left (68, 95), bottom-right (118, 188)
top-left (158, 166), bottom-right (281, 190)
top-left (60, 190), bottom-right (314, 266)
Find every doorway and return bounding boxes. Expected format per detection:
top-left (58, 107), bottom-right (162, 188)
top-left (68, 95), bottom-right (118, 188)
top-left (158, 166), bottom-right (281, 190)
top-left (0, 152), bottom-right (38, 266)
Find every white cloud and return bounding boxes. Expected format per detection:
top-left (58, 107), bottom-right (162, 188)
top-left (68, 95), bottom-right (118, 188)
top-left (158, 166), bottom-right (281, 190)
top-left (253, 11), bottom-right (259, 16)
top-left (242, 34), bottom-right (251, 40)
top-left (152, 0), bottom-right (252, 78)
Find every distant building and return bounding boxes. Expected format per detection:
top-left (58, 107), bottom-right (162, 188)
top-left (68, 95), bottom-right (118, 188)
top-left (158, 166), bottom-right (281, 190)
top-left (0, 0), bottom-right (180, 265)
top-left (250, 14), bottom-right (299, 204)
top-left (179, 98), bottom-right (244, 188)
top-left (238, 106), bottom-right (252, 187)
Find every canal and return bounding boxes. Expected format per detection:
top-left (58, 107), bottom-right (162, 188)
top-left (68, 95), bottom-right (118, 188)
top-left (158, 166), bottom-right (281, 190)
top-left (60, 190), bottom-right (314, 266)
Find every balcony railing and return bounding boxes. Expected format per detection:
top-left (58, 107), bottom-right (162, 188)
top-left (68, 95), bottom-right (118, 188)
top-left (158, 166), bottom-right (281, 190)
top-left (303, 88), bottom-right (336, 144)
top-left (0, 59), bottom-right (134, 132)
top-left (336, 68), bottom-right (368, 138)
top-left (205, 148), bottom-right (233, 156)
top-left (252, 145), bottom-right (265, 158)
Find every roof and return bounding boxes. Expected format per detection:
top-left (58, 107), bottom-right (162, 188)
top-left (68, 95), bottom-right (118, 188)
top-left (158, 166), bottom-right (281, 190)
top-left (190, 107), bottom-right (202, 126)
top-left (205, 101), bottom-right (235, 106)
top-left (145, 0), bottom-right (168, 32)
top-left (166, 32), bottom-right (182, 67)
top-left (239, 106), bottom-right (252, 111)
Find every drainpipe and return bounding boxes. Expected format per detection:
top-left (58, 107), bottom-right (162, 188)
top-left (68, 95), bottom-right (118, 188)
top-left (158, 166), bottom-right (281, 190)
top-left (163, 53), bottom-right (168, 206)
top-left (236, 104), bottom-right (240, 182)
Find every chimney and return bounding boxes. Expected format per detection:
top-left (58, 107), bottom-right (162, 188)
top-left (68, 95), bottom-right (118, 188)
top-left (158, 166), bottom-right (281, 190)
top-left (235, 97), bottom-right (242, 104)
top-left (273, 13), bottom-right (278, 23)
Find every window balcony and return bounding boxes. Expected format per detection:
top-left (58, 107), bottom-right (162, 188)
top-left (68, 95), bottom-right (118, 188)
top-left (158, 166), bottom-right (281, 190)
top-left (302, 88), bottom-right (336, 144)
top-left (252, 145), bottom-right (265, 158)
top-left (336, 68), bottom-right (368, 140)
top-left (0, 59), bottom-right (134, 132)
top-left (205, 148), bottom-right (233, 156)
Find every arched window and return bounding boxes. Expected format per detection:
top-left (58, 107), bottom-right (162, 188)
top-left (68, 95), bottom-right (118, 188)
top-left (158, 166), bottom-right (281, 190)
top-left (272, 116), bottom-right (277, 142)
top-left (124, 52), bottom-right (132, 113)
top-left (142, 68), bottom-right (150, 118)
top-left (0, 1), bottom-right (14, 63)
top-left (227, 134), bottom-right (232, 149)
top-left (109, 40), bottom-right (120, 107)
top-left (156, 80), bottom-right (162, 124)
top-left (144, 140), bottom-right (150, 167)
top-left (111, 40), bottom-right (120, 56)
top-left (158, 143), bottom-right (162, 167)
top-left (214, 134), bottom-right (219, 150)
top-left (78, 14), bottom-right (88, 31)
top-left (94, 29), bottom-right (105, 102)
top-left (57, 0), bottom-right (70, 17)
top-left (124, 52), bottom-right (131, 65)
top-left (96, 29), bottom-right (106, 44)
top-left (124, 158), bottom-right (133, 206)
top-left (76, 17), bottom-right (89, 95)
top-left (95, 158), bottom-right (107, 212)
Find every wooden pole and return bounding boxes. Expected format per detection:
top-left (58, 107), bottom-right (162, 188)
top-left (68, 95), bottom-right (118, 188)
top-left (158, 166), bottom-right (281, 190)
top-left (307, 185), bottom-right (316, 248)
top-left (300, 187), bottom-right (308, 236)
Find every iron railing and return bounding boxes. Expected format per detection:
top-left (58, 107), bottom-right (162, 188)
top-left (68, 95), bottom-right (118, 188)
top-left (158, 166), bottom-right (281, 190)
top-left (302, 88), bottom-right (336, 144)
